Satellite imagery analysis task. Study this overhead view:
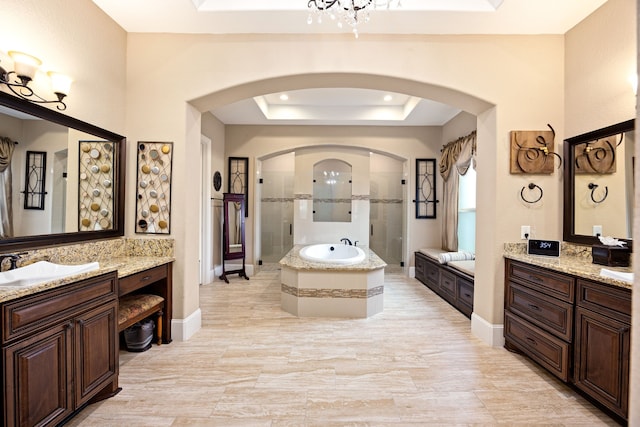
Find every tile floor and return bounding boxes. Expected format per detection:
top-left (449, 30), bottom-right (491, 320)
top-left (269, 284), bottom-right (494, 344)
top-left (69, 267), bottom-right (620, 426)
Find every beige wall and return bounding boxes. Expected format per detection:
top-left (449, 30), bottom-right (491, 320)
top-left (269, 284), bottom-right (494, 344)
top-left (0, 0), bottom-right (126, 133)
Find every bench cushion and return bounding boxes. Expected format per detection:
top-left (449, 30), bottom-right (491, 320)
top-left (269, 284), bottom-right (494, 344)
top-left (118, 294), bottom-right (164, 326)
top-left (418, 248), bottom-right (447, 260)
top-left (447, 260), bottom-right (476, 277)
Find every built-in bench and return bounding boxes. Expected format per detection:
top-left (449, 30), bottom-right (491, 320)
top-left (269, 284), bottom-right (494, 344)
top-left (414, 249), bottom-right (475, 318)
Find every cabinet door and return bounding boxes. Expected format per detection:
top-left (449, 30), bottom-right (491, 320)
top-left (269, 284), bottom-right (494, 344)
top-left (74, 301), bottom-right (118, 407)
top-left (574, 307), bottom-right (630, 419)
top-left (4, 323), bottom-right (73, 427)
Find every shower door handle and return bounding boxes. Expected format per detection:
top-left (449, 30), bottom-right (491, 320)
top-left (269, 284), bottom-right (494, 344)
top-left (370, 224), bottom-right (373, 236)
top-left (289, 224), bottom-right (292, 235)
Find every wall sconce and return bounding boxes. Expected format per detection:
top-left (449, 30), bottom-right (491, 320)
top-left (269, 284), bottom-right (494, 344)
top-left (0, 51), bottom-right (72, 110)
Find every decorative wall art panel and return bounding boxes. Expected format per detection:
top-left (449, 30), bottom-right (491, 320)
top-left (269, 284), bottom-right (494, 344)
top-left (23, 151), bottom-right (47, 210)
top-left (135, 141), bottom-right (173, 234)
top-left (78, 141), bottom-right (115, 231)
top-left (415, 158), bottom-right (437, 219)
top-left (509, 127), bottom-right (561, 174)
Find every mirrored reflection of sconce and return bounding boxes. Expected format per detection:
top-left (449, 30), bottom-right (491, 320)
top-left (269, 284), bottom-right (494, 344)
top-left (520, 182), bottom-right (543, 204)
top-left (588, 182), bottom-right (608, 204)
top-left (0, 51), bottom-right (72, 110)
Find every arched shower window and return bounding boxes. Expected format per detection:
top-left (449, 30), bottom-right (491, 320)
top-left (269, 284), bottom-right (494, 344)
top-left (313, 159), bottom-right (352, 222)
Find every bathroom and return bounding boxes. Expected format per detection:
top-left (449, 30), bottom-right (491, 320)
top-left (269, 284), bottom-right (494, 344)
top-left (0, 0), bottom-right (638, 423)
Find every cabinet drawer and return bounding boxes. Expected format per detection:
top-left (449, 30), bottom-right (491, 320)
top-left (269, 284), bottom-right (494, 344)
top-left (423, 260), bottom-right (440, 287)
top-left (506, 282), bottom-right (573, 342)
top-left (456, 277), bottom-right (474, 317)
top-left (506, 260), bottom-right (575, 303)
top-left (576, 279), bottom-right (631, 320)
top-left (505, 312), bottom-right (570, 382)
top-left (118, 264), bottom-right (168, 296)
top-left (439, 270), bottom-right (456, 300)
top-left (2, 272), bottom-right (117, 343)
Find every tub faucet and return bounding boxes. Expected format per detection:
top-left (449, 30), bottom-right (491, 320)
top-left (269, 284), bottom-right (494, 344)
top-left (0, 254), bottom-right (22, 271)
top-left (340, 238), bottom-right (352, 245)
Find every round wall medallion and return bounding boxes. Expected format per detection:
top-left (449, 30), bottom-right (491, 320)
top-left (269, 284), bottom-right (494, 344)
top-left (213, 171), bottom-right (222, 191)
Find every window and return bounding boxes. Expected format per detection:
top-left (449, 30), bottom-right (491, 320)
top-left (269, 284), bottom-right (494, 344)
top-left (457, 167), bottom-right (476, 252)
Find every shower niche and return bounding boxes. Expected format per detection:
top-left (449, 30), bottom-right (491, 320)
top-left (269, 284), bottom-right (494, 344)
top-left (312, 159), bottom-right (352, 222)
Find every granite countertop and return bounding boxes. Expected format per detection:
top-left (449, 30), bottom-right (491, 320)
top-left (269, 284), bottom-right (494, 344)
top-left (0, 256), bottom-right (174, 304)
top-left (279, 245), bottom-right (386, 271)
top-left (504, 251), bottom-right (633, 291)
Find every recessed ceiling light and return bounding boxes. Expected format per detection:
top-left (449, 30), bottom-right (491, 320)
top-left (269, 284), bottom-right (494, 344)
top-left (279, 94), bottom-right (289, 101)
top-left (383, 94), bottom-right (393, 102)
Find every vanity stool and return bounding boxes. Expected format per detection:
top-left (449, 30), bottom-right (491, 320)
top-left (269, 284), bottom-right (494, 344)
top-left (117, 294), bottom-right (165, 347)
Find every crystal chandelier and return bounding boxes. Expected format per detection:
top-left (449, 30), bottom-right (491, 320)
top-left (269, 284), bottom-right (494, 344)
top-left (307, 0), bottom-right (399, 38)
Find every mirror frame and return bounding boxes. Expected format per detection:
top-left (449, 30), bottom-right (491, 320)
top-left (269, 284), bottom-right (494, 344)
top-left (563, 118), bottom-right (634, 246)
top-left (0, 91), bottom-right (126, 252)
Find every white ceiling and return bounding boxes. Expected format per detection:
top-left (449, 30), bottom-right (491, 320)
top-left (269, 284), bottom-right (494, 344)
top-left (92, 0), bottom-right (608, 126)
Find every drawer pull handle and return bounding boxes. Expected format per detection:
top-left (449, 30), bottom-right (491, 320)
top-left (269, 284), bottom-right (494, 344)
top-left (464, 293), bottom-right (471, 298)
top-left (528, 304), bottom-right (541, 311)
top-left (141, 275), bottom-right (152, 281)
top-left (528, 275), bottom-right (544, 282)
top-left (525, 337), bottom-right (538, 346)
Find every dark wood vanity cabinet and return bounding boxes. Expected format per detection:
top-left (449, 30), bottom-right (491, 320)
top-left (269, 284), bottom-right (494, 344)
top-left (504, 259), bottom-right (631, 422)
top-left (1, 272), bottom-right (119, 427)
top-left (574, 279), bottom-right (631, 419)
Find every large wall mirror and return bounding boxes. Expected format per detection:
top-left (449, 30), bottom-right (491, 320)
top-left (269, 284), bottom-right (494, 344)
top-left (0, 92), bottom-right (125, 252)
top-left (563, 119), bottom-right (634, 246)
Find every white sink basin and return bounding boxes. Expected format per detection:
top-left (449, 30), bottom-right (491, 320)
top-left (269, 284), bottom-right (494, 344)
top-left (599, 268), bottom-right (634, 283)
top-left (0, 261), bottom-right (100, 288)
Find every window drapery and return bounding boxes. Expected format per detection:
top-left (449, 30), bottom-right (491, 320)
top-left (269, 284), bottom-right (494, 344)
top-left (439, 131), bottom-right (476, 251)
top-left (0, 136), bottom-right (17, 238)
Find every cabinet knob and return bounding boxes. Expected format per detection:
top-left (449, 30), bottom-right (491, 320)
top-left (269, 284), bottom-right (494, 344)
top-left (619, 326), bottom-right (630, 334)
top-left (65, 321), bottom-right (74, 330)
top-left (525, 336), bottom-right (538, 346)
top-left (528, 304), bottom-right (541, 311)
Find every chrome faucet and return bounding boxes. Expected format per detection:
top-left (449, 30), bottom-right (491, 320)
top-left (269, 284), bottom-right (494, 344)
top-left (0, 253), bottom-right (22, 271)
top-left (340, 238), bottom-right (352, 245)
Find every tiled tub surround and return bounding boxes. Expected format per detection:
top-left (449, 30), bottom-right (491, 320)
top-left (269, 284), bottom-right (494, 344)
top-left (503, 242), bottom-right (632, 290)
top-left (0, 238), bottom-right (174, 303)
top-left (279, 245), bottom-right (386, 318)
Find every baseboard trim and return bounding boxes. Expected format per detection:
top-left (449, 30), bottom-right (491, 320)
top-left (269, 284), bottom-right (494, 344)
top-left (471, 312), bottom-right (504, 347)
top-left (171, 308), bottom-right (201, 341)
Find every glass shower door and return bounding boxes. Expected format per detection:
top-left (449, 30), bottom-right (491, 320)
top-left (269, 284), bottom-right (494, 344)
top-left (369, 154), bottom-right (404, 267)
top-left (260, 155), bottom-right (294, 264)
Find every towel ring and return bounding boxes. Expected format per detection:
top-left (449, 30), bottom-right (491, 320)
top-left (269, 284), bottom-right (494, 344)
top-left (520, 183), bottom-right (543, 204)
top-left (588, 182), bottom-right (608, 204)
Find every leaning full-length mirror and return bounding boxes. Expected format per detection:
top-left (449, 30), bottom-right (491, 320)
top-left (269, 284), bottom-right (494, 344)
top-left (0, 92), bottom-right (125, 252)
top-left (563, 119), bottom-right (634, 245)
